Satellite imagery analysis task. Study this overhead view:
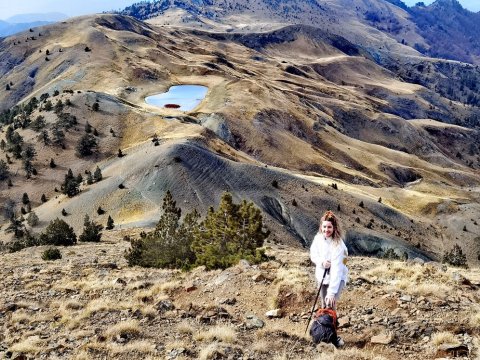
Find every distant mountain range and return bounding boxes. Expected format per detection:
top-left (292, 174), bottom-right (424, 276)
top-left (0, 13), bottom-right (67, 37)
top-left (117, 0), bottom-right (480, 64)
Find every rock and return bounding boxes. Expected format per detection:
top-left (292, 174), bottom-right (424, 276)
top-left (184, 283), bottom-right (197, 292)
top-left (411, 258), bottom-right (425, 265)
top-left (3, 304), bottom-right (18, 312)
top-left (400, 295), bottom-right (412, 302)
top-left (265, 309), bottom-right (282, 318)
top-left (435, 343), bottom-right (469, 358)
top-left (114, 278), bottom-right (127, 286)
top-left (316, 342), bottom-right (336, 353)
top-left (219, 298), bottom-right (237, 305)
top-left (391, 308), bottom-right (402, 316)
top-left (451, 272), bottom-right (472, 286)
top-left (252, 273), bottom-right (266, 282)
top-left (371, 332), bottom-right (394, 345)
top-left (238, 259), bottom-right (251, 269)
top-left (338, 316), bottom-right (351, 328)
top-left (155, 299), bottom-right (175, 313)
top-left (245, 314), bottom-right (264, 329)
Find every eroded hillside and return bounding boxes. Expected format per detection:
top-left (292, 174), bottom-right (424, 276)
top-left (0, 14), bottom-right (479, 264)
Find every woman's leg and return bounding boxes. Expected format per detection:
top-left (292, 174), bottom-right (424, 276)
top-left (323, 281), bottom-right (345, 309)
top-left (320, 284), bottom-right (328, 308)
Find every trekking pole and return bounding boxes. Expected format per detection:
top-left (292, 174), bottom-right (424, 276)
top-left (304, 268), bottom-right (330, 335)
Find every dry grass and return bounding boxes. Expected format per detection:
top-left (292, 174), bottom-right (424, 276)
top-left (431, 331), bottom-right (461, 347)
top-left (176, 320), bottom-right (196, 335)
top-left (271, 266), bottom-right (310, 308)
top-left (252, 339), bottom-right (270, 353)
top-left (313, 348), bottom-right (389, 359)
top-left (104, 320), bottom-right (141, 339)
top-left (194, 325), bottom-right (237, 343)
top-left (365, 261), bottom-right (453, 297)
top-left (8, 336), bottom-right (42, 354)
top-left (83, 340), bottom-right (156, 356)
top-left (198, 342), bottom-right (223, 360)
top-left (106, 340), bottom-right (156, 355)
top-left (470, 311), bottom-right (480, 329)
top-left (165, 340), bottom-right (189, 351)
top-left (134, 280), bottom-right (181, 301)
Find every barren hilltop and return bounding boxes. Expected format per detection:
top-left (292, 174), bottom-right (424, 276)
top-left (0, 0), bottom-right (480, 358)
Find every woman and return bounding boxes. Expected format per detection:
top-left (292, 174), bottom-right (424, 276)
top-left (310, 210), bottom-right (349, 309)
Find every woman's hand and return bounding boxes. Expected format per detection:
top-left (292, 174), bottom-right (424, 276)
top-left (325, 294), bottom-right (336, 308)
top-left (322, 260), bottom-right (331, 269)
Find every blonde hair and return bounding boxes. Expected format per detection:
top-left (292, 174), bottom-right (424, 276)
top-left (320, 210), bottom-right (343, 244)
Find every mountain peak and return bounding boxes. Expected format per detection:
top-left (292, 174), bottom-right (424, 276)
top-left (431, 0), bottom-right (464, 11)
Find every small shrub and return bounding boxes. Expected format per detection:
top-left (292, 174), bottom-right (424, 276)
top-left (443, 244), bottom-right (468, 268)
top-left (271, 180), bottom-right (278, 188)
top-left (382, 248), bottom-right (400, 260)
top-left (42, 247), bottom-right (62, 261)
top-left (106, 215), bottom-right (115, 230)
top-left (359, 201), bottom-right (364, 208)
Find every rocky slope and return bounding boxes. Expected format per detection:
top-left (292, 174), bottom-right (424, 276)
top-left (0, 236), bottom-right (479, 359)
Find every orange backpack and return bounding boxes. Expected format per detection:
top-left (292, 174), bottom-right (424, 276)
top-left (314, 308), bottom-right (338, 329)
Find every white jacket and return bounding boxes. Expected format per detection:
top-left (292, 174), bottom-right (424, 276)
top-left (310, 233), bottom-right (349, 297)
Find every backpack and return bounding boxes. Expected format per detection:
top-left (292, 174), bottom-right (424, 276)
top-left (309, 308), bottom-right (339, 345)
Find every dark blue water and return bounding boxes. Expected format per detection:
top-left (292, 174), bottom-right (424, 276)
top-left (145, 85), bottom-right (208, 111)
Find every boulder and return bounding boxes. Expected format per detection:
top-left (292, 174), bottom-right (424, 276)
top-left (371, 332), bottom-right (394, 345)
top-left (265, 309), bottom-right (283, 318)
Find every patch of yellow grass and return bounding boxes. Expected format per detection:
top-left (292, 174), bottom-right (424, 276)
top-left (134, 280), bottom-right (181, 301)
top-left (470, 311), bottom-right (480, 329)
top-left (431, 331), bottom-right (461, 347)
top-left (176, 321), bottom-right (196, 335)
top-left (165, 340), bottom-right (188, 351)
top-left (314, 348), bottom-right (388, 359)
top-left (104, 320), bottom-right (141, 339)
top-left (198, 342), bottom-right (223, 360)
top-left (106, 340), bottom-right (156, 355)
top-left (25, 280), bottom-right (45, 289)
top-left (252, 339), bottom-right (270, 353)
top-left (9, 310), bottom-right (31, 324)
top-left (194, 325), bottom-right (237, 343)
top-left (271, 266), bottom-right (311, 308)
top-left (9, 336), bottom-right (42, 354)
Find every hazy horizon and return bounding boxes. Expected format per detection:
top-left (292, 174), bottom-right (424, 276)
top-left (0, 0), bottom-right (136, 20)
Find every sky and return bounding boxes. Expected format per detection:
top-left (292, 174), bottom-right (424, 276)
top-left (0, 0), bottom-right (137, 20)
top-left (0, 0), bottom-right (479, 20)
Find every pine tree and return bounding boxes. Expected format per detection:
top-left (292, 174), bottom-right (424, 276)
top-left (5, 217), bottom-right (25, 238)
top-left (62, 169), bottom-right (80, 197)
top-left (49, 158), bottom-right (56, 168)
top-left (118, 149), bottom-right (124, 157)
top-left (0, 160), bottom-right (9, 181)
top-left (22, 193), bottom-right (30, 205)
top-left (192, 193), bottom-right (269, 269)
top-left (106, 215), bottom-right (114, 230)
top-left (93, 166), bottom-right (102, 182)
top-left (27, 211), bottom-right (39, 227)
top-left (41, 194), bottom-right (47, 203)
top-left (40, 218), bottom-right (77, 246)
top-left (125, 191), bottom-right (197, 269)
top-left (76, 133), bottom-right (97, 157)
top-left (86, 171), bottom-right (93, 185)
top-left (85, 121), bottom-right (92, 133)
top-left (79, 214), bottom-right (103, 242)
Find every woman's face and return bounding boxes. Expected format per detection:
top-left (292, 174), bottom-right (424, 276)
top-left (321, 221), bottom-right (334, 238)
